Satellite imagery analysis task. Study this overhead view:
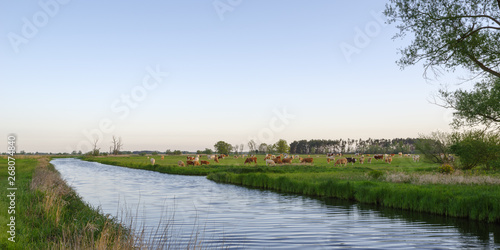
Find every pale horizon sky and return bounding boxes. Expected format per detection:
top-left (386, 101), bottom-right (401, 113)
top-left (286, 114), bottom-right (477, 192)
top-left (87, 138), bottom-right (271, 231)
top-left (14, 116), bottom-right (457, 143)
top-left (1, 1), bottom-right (467, 153)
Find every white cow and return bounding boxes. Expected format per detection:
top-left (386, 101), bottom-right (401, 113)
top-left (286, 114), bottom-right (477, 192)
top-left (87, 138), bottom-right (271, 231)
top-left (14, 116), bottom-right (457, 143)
top-left (265, 159), bottom-right (276, 166)
top-left (150, 158), bottom-right (155, 165)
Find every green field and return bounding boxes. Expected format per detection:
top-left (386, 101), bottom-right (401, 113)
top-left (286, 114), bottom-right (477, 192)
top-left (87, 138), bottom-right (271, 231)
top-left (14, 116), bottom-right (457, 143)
top-left (82, 154), bottom-right (500, 223)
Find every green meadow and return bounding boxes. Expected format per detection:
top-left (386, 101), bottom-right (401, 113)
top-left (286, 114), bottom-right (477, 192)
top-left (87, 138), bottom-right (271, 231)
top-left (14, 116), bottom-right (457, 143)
top-left (83, 154), bottom-right (500, 223)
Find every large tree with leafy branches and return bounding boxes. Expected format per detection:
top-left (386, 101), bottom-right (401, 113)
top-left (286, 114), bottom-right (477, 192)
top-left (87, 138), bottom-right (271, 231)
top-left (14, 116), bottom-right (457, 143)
top-left (385, 0), bottom-right (500, 129)
top-left (384, 0), bottom-right (500, 78)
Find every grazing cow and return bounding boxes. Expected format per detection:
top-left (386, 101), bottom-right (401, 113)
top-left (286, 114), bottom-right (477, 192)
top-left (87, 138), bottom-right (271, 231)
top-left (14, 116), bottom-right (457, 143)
top-left (374, 154), bottom-right (384, 160)
top-left (412, 155), bottom-right (420, 162)
top-left (161, 155), bottom-right (165, 160)
top-left (187, 156), bottom-right (195, 161)
top-left (385, 157), bottom-right (393, 164)
top-left (244, 157), bottom-right (257, 164)
top-left (266, 159), bottom-right (276, 166)
top-left (327, 156), bottom-right (335, 163)
top-left (359, 157), bottom-right (365, 164)
top-left (390, 154), bottom-right (396, 157)
top-left (207, 155), bottom-right (216, 160)
top-left (367, 157), bottom-right (372, 164)
top-left (301, 157), bottom-right (314, 163)
top-left (214, 157), bottom-right (219, 163)
top-left (150, 158), bottom-right (155, 165)
top-left (335, 158), bottom-right (347, 166)
top-left (346, 157), bottom-right (356, 165)
top-left (398, 152), bottom-right (403, 157)
top-left (272, 157), bottom-right (283, 164)
top-left (282, 158), bottom-right (293, 164)
top-left (200, 160), bottom-right (210, 165)
top-left (194, 161), bottom-right (201, 166)
top-left (187, 160), bottom-right (195, 166)
top-left (178, 160), bottom-right (185, 167)
top-left (366, 154), bottom-right (370, 156)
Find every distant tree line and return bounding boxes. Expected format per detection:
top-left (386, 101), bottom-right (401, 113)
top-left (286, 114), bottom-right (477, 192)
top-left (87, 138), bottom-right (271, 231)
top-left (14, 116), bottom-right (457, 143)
top-left (289, 138), bottom-right (418, 154)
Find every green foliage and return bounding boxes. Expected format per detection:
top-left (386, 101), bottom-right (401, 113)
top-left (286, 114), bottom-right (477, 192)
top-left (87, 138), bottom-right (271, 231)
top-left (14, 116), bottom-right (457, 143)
top-left (138, 152), bottom-right (146, 156)
top-left (275, 139), bottom-right (290, 154)
top-left (173, 150), bottom-right (182, 155)
top-left (450, 130), bottom-right (500, 170)
top-left (438, 163), bottom-right (454, 174)
top-left (214, 141), bottom-right (233, 155)
top-left (415, 131), bottom-right (453, 164)
top-left (152, 151), bottom-right (158, 156)
top-left (440, 77), bottom-right (500, 129)
top-left (384, 0), bottom-right (500, 78)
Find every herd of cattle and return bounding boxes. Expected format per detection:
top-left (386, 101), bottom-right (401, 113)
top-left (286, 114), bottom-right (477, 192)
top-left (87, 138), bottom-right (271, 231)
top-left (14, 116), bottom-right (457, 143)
top-left (148, 152), bottom-right (421, 167)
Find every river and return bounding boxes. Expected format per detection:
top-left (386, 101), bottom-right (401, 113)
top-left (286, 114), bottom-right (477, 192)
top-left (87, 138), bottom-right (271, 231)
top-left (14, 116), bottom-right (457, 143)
top-left (52, 158), bottom-right (500, 249)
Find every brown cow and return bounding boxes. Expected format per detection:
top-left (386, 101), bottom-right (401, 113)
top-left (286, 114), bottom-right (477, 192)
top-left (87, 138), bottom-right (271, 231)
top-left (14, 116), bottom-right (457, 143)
top-left (272, 158), bottom-right (283, 164)
top-left (178, 160), bottom-right (185, 167)
top-left (300, 157), bottom-right (314, 163)
top-left (244, 157), bottom-right (257, 164)
top-left (186, 160), bottom-right (195, 166)
top-left (335, 158), bottom-right (347, 166)
top-left (194, 161), bottom-right (201, 166)
top-left (200, 160), bottom-right (210, 165)
top-left (385, 157), bottom-right (393, 164)
top-left (367, 157), bottom-right (372, 164)
top-left (282, 158), bottom-right (293, 164)
top-left (374, 154), bottom-right (384, 160)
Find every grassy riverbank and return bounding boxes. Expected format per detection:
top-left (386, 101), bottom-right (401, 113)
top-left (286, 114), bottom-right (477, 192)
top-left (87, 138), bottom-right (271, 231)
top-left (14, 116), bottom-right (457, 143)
top-left (82, 154), bottom-right (500, 223)
top-left (0, 156), bottom-right (136, 249)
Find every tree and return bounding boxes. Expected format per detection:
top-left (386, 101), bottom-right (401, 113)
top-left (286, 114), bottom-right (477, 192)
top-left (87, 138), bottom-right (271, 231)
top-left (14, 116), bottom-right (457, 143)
top-left (415, 131), bottom-right (454, 164)
top-left (275, 139), bottom-right (290, 154)
top-left (91, 138), bottom-right (100, 156)
top-left (202, 148), bottom-right (213, 154)
top-left (214, 141), bottom-right (232, 155)
top-left (258, 143), bottom-right (268, 154)
top-left (450, 130), bottom-right (500, 169)
top-left (248, 140), bottom-right (257, 154)
top-left (438, 76), bottom-right (500, 129)
top-left (384, 0), bottom-right (500, 79)
top-left (110, 136), bottom-right (123, 155)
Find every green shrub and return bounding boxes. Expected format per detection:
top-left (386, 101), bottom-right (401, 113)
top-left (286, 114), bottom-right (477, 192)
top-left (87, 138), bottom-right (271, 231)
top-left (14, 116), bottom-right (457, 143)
top-left (439, 163), bottom-right (454, 174)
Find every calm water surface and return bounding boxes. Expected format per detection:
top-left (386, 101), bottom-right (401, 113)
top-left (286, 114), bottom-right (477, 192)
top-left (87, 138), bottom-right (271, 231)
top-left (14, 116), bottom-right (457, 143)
top-left (52, 158), bottom-right (500, 249)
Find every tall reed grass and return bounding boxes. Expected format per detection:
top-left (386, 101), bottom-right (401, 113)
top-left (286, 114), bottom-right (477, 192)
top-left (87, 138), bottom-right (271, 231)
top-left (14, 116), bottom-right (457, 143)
top-left (207, 172), bottom-right (500, 223)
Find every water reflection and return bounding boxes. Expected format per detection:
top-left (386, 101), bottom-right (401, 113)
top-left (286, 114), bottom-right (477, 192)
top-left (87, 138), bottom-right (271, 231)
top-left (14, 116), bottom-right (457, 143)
top-left (52, 158), bottom-right (499, 249)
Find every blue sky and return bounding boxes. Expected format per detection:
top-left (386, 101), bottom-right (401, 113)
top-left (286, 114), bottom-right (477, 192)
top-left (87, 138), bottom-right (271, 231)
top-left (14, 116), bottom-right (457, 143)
top-left (1, 0), bottom-right (460, 153)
